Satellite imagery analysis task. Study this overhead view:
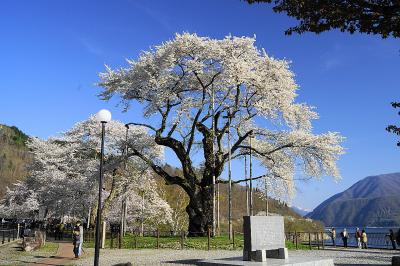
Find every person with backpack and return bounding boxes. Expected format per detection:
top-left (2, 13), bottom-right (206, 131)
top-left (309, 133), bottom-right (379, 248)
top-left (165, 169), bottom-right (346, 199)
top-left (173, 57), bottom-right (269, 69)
top-left (341, 228), bottom-right (348, 248)
top-left (355, 228), bottom-right (362, 249)
top-left (361, 229), bottom-right (368, 249)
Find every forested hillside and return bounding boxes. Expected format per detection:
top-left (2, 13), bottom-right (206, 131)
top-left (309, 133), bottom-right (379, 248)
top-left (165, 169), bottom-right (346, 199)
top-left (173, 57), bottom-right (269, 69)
top-left (0, 124), bottom-right (31, 199)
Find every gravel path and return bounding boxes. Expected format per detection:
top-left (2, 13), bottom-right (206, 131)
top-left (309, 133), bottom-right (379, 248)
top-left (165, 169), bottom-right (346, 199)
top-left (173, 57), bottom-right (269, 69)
top-left (72, 247), bottom-right (399, 266)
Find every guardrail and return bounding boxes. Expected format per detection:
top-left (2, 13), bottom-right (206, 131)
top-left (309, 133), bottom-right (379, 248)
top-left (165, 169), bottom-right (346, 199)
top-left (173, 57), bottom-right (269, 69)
top-left (0, 229), bottom-right (18, 245)
top-left (286, 231), bottom-right (397, 250)
top-left (37, 228), bottom-right (399, 250)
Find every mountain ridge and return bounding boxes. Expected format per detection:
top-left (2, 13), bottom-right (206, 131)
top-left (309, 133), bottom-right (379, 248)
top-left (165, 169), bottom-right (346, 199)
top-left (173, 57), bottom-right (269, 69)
top-left (307, 172), bottom-right (400, 227)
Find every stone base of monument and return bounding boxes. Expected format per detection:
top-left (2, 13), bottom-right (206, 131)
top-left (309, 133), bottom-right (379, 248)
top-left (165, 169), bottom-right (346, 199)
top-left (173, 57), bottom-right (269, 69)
top-left (243, 248), bottom-right (288, 261)
top-left (198, 255), bottom-right (334, 266)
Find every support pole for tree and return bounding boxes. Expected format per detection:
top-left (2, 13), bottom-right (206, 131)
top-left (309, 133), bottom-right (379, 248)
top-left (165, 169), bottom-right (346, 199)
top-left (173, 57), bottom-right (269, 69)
top-left (141, 191), bottom-right (145, 236)
top-left (227, 112), bottom-right (233, 240)
top-left (121, 123), bottom-right (131, 238)
top-left (87, 207), bottom-right (91, 230)
top-left (217, 182), bottom-right (220, 236)
top-left (101, 221), bottom-right (106, 249)
top-left (245, 155), bottom-right (249, 216)
top-left (249, 134), bottom-right (253, 216)
top-left (265, 177), bottom-right (269, 216)
top-left (207, 227), bottom-right (211, 251)
top-left (211, 86), bottom-right (216, 237)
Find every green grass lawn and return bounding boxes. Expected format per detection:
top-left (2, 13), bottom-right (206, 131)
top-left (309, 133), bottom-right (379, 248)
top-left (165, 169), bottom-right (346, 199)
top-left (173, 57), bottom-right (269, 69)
top-left (18, 241), bottom-right (59, 257)
top-left (0, 241), bottom-right (59, 266)
top-left (83, 233), bottom-right (314, 250)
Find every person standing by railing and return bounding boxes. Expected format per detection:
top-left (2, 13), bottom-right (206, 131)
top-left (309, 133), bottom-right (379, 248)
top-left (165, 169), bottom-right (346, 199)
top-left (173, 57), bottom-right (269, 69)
top-left (389, 229), bottom-right (396, 250)
top-left (341, 228), bottom-right (348, 248)
top-left (330, 228), bottom-right (336, 247)
top-left (361, 229), bottom-right (368, 249)
top-left (397, 228), bottom-right (400, 249)
top-left (355, 228), bottom-right (362, 249)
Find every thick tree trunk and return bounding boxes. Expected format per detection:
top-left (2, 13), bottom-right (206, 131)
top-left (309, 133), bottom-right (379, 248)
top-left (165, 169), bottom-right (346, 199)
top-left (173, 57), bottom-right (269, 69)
top-left (186, 186), bottom-right (213, 236)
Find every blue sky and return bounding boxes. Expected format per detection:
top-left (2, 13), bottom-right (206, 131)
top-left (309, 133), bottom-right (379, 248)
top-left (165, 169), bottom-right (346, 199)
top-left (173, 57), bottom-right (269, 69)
top-left (1, 0), bottom-right (399, 210)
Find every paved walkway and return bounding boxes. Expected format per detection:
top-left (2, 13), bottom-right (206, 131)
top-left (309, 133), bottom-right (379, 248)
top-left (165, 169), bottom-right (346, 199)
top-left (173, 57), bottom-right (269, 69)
top-left (31, 242), bottom-right (75, 266)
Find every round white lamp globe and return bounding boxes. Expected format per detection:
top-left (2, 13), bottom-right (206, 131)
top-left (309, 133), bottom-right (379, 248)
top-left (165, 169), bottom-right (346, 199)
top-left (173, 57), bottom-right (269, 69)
top-left (96, 109), bottom-right (112, 123)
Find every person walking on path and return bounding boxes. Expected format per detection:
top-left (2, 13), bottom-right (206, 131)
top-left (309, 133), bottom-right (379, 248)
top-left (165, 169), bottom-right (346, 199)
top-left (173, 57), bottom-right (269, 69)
top-left (341, 228), bottom-right (349, 248)
top-left (361, 229), bottom-right (368, 249)
top-left (76, 221), bottom-right (83, 257)
top-left (389, 229), bottom-right (397, 250)
top-left (355, 228), bottom-right (362, 249)
top-left (72, 222), bottom-right (81, 259)
top-left (330, 228), bottom-right (336, 247)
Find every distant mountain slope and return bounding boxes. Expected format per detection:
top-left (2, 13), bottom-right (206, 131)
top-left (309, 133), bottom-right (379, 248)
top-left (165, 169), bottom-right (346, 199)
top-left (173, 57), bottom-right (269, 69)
top-left (290, 206), bottom-right (310, 217)
top-left (307, 173), bottom-right (400, 227)
top-left (0, 124), bottom-right (31, 199)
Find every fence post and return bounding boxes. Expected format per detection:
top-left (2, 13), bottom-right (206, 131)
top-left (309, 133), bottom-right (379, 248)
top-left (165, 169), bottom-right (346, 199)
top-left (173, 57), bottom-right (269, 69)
top-left (8, 230), bottom-right (10, 242)
top-left (134, 232), bottom-right (138, 249)
top-left (118, 231), bottom-right (121, 249)
top-left (13, 229), bottom-right (15, 241)
top-left (232, 230), bottom-right (235, 249)
top-left (2, 230), bottom-right (4, 244)
top-left (316, 232), bottom-right (320, 250)
top-left (308, 232), bottom-right (311, 250)
top-left (180, 231), bottom-right (184, 250)
top-left (207, 227), bottom-right (211, 251)
top-left (295, 230), bottom-right (298, 250)
top-left (321, 232), bottom-right (325, 250)
top-left (110, 230), bottom-right (114, 249)
top-left (157, 228), bottom-right (160, 249)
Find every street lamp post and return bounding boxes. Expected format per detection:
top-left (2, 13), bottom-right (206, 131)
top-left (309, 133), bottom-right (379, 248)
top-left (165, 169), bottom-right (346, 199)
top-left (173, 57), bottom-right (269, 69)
top-left (94, 109), bottom-right (111, 266)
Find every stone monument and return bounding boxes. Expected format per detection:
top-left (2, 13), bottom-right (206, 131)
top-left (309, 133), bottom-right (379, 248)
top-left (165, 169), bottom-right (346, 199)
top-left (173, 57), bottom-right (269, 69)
top-left (197, 215), bottom-right (334, 265)
top-left (243, 216), bottom-right (288, 262)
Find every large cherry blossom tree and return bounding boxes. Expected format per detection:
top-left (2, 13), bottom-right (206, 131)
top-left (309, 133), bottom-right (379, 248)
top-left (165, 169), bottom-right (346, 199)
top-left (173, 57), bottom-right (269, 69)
top-left (99, 33), bottom-right (344, 235)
